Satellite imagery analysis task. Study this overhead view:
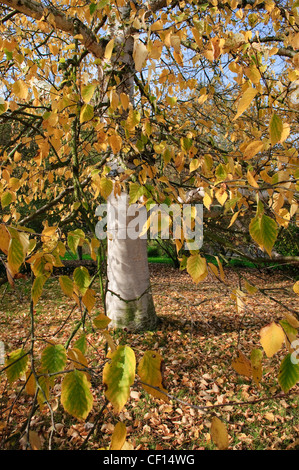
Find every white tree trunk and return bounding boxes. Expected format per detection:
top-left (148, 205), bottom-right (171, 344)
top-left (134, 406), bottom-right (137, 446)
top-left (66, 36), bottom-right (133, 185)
top-left (98, 4), bottom-right (158, 330)
top-left (105, 192), bottom-right (158, 331)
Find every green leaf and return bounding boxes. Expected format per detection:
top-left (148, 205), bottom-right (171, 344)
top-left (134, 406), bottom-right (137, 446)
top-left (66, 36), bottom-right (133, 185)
top-left (61, 369), bottom-right (93, 420)
top-left (99, 177), bottom-right (113, 200)
top-left (73, 266), bottom-right (90, 295)
top-left (0, 100), bottom-right (8, 115)
top-left (270, 113), bottom-right (283, 145)
top-left (5, 348), bottom-right (28, 383)
top-left (278, 353), bottom-right (299, 392)
top-left (32, 274), bottom-right (48, 306)
top-left (7, 236), bottom-right (25, 272)
top-left (41, 343), bottom-right (67, 374)
top-left (1, 191), bottom-right (12, 208)
top-left (80, 103), bottom-right (94, 123)
top-left (103, 345), bottom-right (136, 413)
top-left (67, 230), bottom-right (83, 255)
top-left (73, 333), bottom-right (87, 355)
top-left (249, 214), bottom-right (277, 256)
top-left (215, 163), bottom-right (227, 181)
top-left (129, 182), bottom-right (143, 204)
top-left (89, 2), bottom-right (97, 14)
top-left (59, 275), bottom-right (74, 298)
top-left (210, 416), bottom-right (229, 450)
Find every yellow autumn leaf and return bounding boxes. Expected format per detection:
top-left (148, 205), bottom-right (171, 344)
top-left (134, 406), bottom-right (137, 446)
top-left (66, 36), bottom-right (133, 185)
top-left (293, 281), bottom-right (299, 295)
top-left (284, 313), bottom-right (299, 328)
top-left (247, 169), bottom-right (259, 188)
top-left (82, 288), bottom-right (96, 313)
top-left (243, 140), bottom-right (264, 159)
top-left (133, 40), bottom-right (148, 72)
top-left (186, 254), bottom-right (208, 284)
top-left (244, 280), bottom-right (258, 294)
top-left (260, 322), bottom-right (285, 357)
top-left (210, 416), bottom-right (229, 450)
top-left (120, 92), bottom-right (130, 110)
top-left (0, 224), bottom-right (10, 255)
top-left (67, 347), bottom-right (90, 381)
top-left (232, 86), bottom-right (258, 121)
top-left (104, 38), bottom-right (114, 60)
top-left (12, 80), bottom-right (28, 100)
top-left (138, 351), bottom-right (169, 402)
top-left (244, 65), bottom-right (261, 84)
top-left (231, 350), bottom-right (252, 378)
top-left (110, 422), bottom-right (127, 450)
top-left (250, 349), bottom-right (263, 386)
top-left (108, 134), bottom-right (122, 154)
top-left (189, 158), bottom-right (200, 172)
top-left (25, 369), bottom-right (36, 396)
top-left (228, 211), bottom-right (240, 228)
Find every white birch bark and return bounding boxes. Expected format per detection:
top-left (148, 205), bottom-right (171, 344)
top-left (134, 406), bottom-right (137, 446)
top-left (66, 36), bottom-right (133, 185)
top-left (105, 192), bottom-right (157, 331)
top-left (102, 5), bottom-right (158, 330)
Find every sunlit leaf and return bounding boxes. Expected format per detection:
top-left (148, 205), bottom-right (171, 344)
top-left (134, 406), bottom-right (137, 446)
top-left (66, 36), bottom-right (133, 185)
top-left (250, 349), bottom-right (263, 386)
top-left (249, 214), bottom-right (277, 256)
top-left (231, 350), bottom-right (252, 378)
top-left (138, 351), bottom-right (169, 401)
top-left (93, 313), bottom-right (111, 329)
top-left (41, 342), bottom-right (67, 374)
top-left (32, 274), bottom-right (48, 306)
top-left (73, 266), bottom-right (90, 295)
top-left (0, 224), bottom-right (10, 255)
top-left (186, 254), bottom-right (207, 283)
top-left (7, 236), bottom-right (25, 273)
top-left (5, 348), bottom-right (28, 383)
top-left (12, 80), bottom-right (28, 100)
top-left (82, 83), bottom-right (96, 103)
top-left (104, 38), bottom-right (114, 60)
top-left (80, 104), bottom-right (94, 123)
top-left (232, 86), bottom-right (258, 121)
top-left (82, 288), bottom-right (96, 313)
top-left (1, 191), bottom-right (13, 208)
top-left (59, 275), bottom-right (74, 298)
top-left (103, 345), bottom-right (136, 413)
top-left (99, 177), bottom-right (113, 200)
top-left (110, 422), bottom-right (127, 450)
top-left (260, 322), bottom-right (285, 358)
top-left (133, 40), bottom-right (148, 72)
top-left (61, 369), bottom-right (93, 420)
top-left (210, 416), bottom-right (229, 450)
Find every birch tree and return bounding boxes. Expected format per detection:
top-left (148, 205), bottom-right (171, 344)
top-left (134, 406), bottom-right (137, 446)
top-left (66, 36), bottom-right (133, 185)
top-left (0, 0), bottom-right (299, 448)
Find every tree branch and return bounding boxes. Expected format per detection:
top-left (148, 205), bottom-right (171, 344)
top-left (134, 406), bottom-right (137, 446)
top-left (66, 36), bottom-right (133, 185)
top-left (0, 0), bottom-right (105, 58)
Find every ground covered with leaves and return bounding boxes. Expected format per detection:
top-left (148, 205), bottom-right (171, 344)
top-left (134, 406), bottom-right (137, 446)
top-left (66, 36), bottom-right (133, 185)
top-left (0, 263), bottom-right (298, 450)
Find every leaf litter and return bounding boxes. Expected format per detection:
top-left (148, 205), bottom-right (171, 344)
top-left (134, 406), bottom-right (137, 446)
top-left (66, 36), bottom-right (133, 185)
top-left (0, 264), bottom-right (298, 450)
